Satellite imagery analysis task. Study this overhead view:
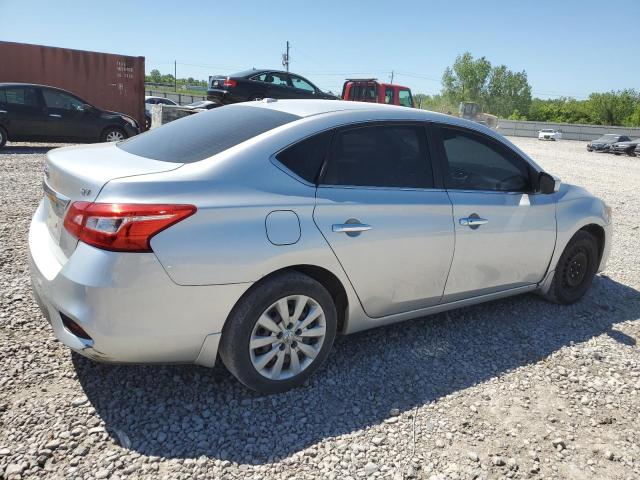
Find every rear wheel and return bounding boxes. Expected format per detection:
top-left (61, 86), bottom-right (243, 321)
top-left (544, 230), bottom-right (599, 304)
top-left (219, 272), bottom-right (337, 393)
top-left (0, 126), bottom-right (7, 148)
top-left (101, 127), bottom-right (127, 143)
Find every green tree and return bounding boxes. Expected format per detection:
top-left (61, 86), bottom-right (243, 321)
top-left (148, 69), bottom-right (162, 84)
top-left (442, 52), bottom-right (492, 106)
top-left (441, 52), bottom-right (532, 117)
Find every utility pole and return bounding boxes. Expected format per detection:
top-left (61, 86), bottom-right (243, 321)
top-left (282, 41), bottom-right (290, 72)
top-left (390, 70), bottom-right (394, 84)
top-left (174, 60), bottom-right (177, 92)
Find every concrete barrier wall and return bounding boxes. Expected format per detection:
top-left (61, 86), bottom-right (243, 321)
top-left (497, 119), bottom-right (640, 141)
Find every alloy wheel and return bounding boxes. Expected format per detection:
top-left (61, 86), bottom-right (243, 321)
top-left (249, 295), bottom-right (327, 380)
top-left (105, 130), bottom-right (125, 142)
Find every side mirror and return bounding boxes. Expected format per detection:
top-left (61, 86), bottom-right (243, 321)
top-left (539, 172), bottom-right (561, 194)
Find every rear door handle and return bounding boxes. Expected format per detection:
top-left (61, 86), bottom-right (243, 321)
top-left (49, 114), bottom-right (62, 118)
top-left (332, 223), bottom-right (372, 233)
top-left (459, 217), bottom-right (488, 227)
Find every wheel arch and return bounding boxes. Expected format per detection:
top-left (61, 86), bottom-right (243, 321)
top-left (225, 264), bottom-right (350, 335)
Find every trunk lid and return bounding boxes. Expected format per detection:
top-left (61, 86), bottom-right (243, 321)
top-left (42, 142), bottom-right (183, 256)
top-left (208, 75), bottom-right (227, 89)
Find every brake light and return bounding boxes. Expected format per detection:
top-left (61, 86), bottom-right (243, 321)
top-left (223, 77), bottom-right (237, 88)
top-left (63, 202), bottom-right (196, 252)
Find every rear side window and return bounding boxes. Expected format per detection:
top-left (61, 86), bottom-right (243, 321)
top-left (438, 126), bottom-right (532, 192)
top-left (276, 131), bottom-right (332, 183)
top-left (118, 105), bottom-right (300, 163)
top-left (5, 87), bottom-right (39, 107)
top-left (322, 124), bottom-right (433, 188)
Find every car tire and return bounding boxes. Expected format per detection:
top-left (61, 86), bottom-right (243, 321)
top-left (100, 127), bottom-right (127, 143)
top-left (543, 230), bottom-right (599, 305)
top-left (0, 126), bottom-right (7, 149)
top-left (219, 271), bottom-right (337, 394)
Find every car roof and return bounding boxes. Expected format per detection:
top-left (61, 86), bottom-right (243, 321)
top-left (0, 82), bottom-right (70, 91)
top-left (241, 99), bottom-right (453, 121)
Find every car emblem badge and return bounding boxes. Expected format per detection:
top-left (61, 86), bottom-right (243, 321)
top-left (80, 188), bottom-right (92, 197)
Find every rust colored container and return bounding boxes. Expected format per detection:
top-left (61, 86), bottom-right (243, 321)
top-left (0, 41), bottom-right (146, 130)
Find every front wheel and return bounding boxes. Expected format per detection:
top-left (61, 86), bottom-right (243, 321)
top-left (219, 272), bottom-right (337, 393)
top-left (543, 230), bottom-right (599, 304)
top-left (101, 127), bottom-right (127, 143)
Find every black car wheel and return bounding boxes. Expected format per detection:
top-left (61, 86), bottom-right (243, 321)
top-left (219, 271), bottom-right (337, 394)
top-left (101, 127), bottom-right (127, 143)
top-left (0, 126), bottom-right (7, 148)
top-left (544, 230), bottom-right (599, 305)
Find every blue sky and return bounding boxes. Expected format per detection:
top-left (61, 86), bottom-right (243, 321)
top-left (1, 0), bottom-right (638, 98)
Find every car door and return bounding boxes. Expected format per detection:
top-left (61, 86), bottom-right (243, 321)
top-left (288, 74), bottom-right (319, 99)
top-left (42, 88), bottom-right (95, 141)
top-left (431, 124), bottom-right (556, 302)
top-left (262, 72), bottom-right (293, 99)
top-left (313, 122), bottom-right (455, 318)
top-left (1, 86), bottom-right (47, 140)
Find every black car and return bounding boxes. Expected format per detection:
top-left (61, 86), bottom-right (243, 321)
top-left (207, 69), bottom-right (337, 105)
top-left (587, 134), bottom-right (631, 152)
top-left (0, 83), bottom-right (140, 149)
top-left (609, 137), bottom-right (639, 156)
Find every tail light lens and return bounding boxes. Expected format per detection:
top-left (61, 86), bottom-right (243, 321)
top-left (64, 202), bottom-right (196, 252)
top-left (223, 77), bottom-right (238, 88)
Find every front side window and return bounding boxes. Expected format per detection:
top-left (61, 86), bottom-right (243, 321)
top-left (438, 126), bottom-right (532, 192)
top-left (398, 89), bottom-right (413, 107)
top-left (43, 90), bottom-right (85, 111)
top-left (322, 124), bottom-right (433, 188)
top-left (276, 131), bottom-right (331, 183)
top-left (290, 75), bottom-right (315, 92)
top-left (5, 87), bottom-right (39, 107)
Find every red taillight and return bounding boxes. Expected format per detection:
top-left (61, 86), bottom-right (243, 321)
top-left (222, 77), bottom-right (237, 88)
top-left (63, 202), bottom-right (196, 252)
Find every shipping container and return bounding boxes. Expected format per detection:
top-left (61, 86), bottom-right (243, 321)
top-left (0, 41), bottom-right (145, 130)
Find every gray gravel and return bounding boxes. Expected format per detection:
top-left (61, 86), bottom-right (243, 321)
top-left (1, 139), bottom-right (639, 480)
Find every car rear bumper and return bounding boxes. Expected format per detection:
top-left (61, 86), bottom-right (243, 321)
top-left (206, 89), bottom-right (242, 105)
top-left (28, 200), bottom-right (250, 366)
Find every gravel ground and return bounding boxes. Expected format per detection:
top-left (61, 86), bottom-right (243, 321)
top-left (0, 139), bottom-right (639, 480)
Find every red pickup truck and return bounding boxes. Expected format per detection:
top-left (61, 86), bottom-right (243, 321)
top-left (341, 78), bottom-right (413, 107)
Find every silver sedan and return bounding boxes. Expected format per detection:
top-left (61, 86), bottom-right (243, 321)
top-left (29, 100), bottom-right (612, 393)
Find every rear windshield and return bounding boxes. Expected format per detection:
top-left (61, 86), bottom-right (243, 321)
top-left (118, 105), bottom-right (300, 163)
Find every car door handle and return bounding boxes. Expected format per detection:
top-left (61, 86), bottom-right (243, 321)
top-left (459, 217), bottom-right (488, 227)
top-left (49, 114), bottom-right (62, 118)
top-left (332, 223), bottom-right (372, 233)
top-left (0, 110), bottom-right (7, 114)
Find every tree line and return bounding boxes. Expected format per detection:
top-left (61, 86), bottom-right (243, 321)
top-left (145, 69), bottom-right (208, 88)
top-left (416, 52), bottom-right (640, 127)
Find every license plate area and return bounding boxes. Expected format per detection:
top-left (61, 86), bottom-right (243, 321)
top-left (43, 180), bottom-right (70, 245)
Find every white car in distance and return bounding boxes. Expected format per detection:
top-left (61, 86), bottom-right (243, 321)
top-left (538, 128), bottom-right (562, 141)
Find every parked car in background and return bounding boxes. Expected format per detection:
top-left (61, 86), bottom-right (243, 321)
top-left (184, 100), bottom-right (219, 111)
top-left (538, 128), bottom-right (562, 141)
top-left (29, 100), bottom-right (611, 393)
top-left (587, 134), bottom-right (630, 152)
top-left (341, 78), bottom-right (414, 107)
top-left (0, 83), bottom-right (139, 148)
top-left (609, 137), bottom-right (639, 156)
top-left (636, 143), bottom-right (640, 156)
top-left (145, 96), bottom-right (178, 129)
top-left (207, 69), bottom-right (337, 105)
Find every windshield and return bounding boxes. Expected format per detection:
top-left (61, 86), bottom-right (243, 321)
top-left (118, 105), bottom-right (300, 163)
top-left (231, 69), bottom-right (261, 78)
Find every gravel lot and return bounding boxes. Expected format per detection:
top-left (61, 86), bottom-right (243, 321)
top-left (1, 138), bottom-right (639, 480)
